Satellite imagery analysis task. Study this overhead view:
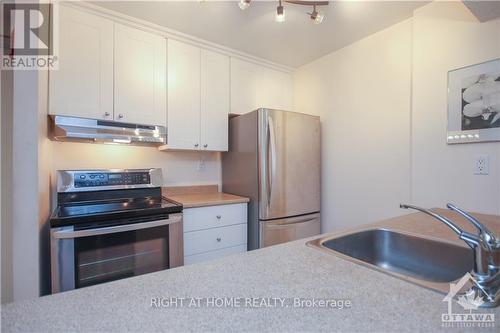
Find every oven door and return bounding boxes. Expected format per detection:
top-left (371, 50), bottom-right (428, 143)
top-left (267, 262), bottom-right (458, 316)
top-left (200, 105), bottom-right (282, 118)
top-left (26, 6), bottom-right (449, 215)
top-left (50, 213), bottom-right (182, 293)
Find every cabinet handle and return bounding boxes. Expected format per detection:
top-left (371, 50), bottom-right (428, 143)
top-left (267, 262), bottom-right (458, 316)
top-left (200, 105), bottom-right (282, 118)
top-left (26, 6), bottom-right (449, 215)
top-left (203, 144), bottom-right (208, 148)
top-left (118, 114), bottom-right (124, 119)
top-left (194, 143), bottom-right (199, 148)
top-left (104, 112), bottom-right (110, 117)
top-left (216, 215), bottom-right (221, 220)
top-left (216, 237), bottom-right (222, 242)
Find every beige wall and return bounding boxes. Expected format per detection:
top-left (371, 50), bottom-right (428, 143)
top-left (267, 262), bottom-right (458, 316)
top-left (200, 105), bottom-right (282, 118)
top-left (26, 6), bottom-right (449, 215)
top-left (38, 70), bottom-right (52, 296)
top-left (11, 70), bottom-right (41, 301)
top-left (1, 37), bottom-right (14, 304)
top-left (294, 19), bottom-right (412, 232)
top-left (411, 2), bottom-right (500, 214)
top-left (51, 143), bottom-right (221, 189)
top-left (294, 2), bottom-right (500, 232)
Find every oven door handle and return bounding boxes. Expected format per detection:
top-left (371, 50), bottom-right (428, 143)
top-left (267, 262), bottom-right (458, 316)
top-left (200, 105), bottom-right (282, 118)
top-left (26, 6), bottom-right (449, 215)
top-left (52, 213), bottom-right (182, 239)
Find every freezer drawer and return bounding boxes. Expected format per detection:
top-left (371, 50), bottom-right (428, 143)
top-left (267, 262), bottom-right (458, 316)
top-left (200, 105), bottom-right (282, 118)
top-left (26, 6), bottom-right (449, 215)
top-left (260, 213), bottom-right (320, 248)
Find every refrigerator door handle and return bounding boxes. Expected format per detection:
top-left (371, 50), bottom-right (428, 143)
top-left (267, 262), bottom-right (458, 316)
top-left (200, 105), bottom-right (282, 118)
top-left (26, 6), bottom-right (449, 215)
top-left (266, 213), bottom-right (321, 227)
top-left (268, 116), bottom-right (277, 206)
top-left (267, 217), bottom-right (317, 228)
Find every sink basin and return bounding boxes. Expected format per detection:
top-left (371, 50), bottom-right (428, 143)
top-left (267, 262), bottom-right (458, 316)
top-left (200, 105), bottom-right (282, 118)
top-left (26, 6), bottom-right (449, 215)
top-left (307, 228), bottom-right (474, 293)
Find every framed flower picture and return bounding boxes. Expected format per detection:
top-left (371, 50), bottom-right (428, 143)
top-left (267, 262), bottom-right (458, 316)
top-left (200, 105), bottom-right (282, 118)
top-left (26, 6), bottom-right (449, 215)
top-left (447, 58), bottom-right (500, 144)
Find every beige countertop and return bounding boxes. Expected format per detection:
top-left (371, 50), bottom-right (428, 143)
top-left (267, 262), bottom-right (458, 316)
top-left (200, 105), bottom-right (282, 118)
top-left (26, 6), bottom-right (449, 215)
top-left (2, 209), bottom-right (499, 332)
top-left (369, 208), bottom-right (500, 243)
top-left (162, 185), bottom-right (249, 208)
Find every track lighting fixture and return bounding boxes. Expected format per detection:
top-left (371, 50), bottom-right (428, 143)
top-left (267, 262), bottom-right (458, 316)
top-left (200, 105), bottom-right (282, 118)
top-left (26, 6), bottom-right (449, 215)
top-left (309, 5), bottom-right (324, 24)
top-left (238, 1), bottom-right (328, 24)
top-left (275, 0), bottom-right (285, 23)
top-left (239, 0), bottom-right (251, 10)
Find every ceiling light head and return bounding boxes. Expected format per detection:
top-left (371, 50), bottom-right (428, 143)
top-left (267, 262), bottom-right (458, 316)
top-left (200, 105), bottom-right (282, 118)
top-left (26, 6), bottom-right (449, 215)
top-left (239, 0), bottom-right (251, 10)
top-left (310, 5), bottom-right (324, 24)
top-left (275, 2), bottom-right (285, 23)
top-left (237, 0), bottom-right (328, 24)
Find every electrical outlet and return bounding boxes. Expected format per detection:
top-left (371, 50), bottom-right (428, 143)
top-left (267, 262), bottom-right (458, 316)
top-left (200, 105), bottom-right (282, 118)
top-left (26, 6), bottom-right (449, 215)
top-left (474, 155), bottom-right (489, 175)
top-left (198, 156), bottom-right (206, 171)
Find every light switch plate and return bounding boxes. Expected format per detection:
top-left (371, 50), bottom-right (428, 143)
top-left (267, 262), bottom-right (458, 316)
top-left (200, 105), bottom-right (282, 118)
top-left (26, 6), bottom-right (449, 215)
top-left (474, 155), bottom-right (489, 175)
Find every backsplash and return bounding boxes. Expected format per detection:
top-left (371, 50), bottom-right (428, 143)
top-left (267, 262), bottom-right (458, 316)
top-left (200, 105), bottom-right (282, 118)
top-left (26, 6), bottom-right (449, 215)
top-left (50, 141), bottom-right (221, 188)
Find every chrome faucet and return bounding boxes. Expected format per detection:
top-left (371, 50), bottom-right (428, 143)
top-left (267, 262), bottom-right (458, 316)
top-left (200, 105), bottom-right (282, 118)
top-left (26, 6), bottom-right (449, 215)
top-left (400, 203), bottom-right (500, 308)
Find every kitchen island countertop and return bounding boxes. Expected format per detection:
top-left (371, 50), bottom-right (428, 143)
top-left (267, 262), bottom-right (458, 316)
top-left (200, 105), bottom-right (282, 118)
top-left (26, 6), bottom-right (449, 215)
top-left (2, 209), bottom-right (499, 332)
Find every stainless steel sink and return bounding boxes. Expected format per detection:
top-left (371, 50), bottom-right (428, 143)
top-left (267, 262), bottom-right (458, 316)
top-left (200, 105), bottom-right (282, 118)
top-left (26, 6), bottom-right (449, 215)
top-left (307, 228), bottom-right (474, 294)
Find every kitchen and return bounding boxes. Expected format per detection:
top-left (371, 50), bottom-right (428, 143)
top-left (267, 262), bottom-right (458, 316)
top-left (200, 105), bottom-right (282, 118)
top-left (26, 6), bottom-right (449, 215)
top-left (1, 0), bottom-right (500, 332)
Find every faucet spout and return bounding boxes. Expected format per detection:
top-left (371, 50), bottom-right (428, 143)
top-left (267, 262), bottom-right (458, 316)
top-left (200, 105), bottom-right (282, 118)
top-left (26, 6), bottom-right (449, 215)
top-left (400, 203), bottom-right (500, 307)
top-left (400, 204), bottom-right (480, 248)
top-left (400, 204), bottom-right (463, 236)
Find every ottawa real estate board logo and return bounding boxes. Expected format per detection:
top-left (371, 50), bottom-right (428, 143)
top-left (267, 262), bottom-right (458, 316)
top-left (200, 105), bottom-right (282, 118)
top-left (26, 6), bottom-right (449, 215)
top-left (442, 272), bottom-right (495, 328)
top-left (2, 2), bottom-right (58, 70)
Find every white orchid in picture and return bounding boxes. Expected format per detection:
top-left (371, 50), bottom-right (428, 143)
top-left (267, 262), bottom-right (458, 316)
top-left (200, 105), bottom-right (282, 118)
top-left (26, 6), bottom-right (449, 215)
top-left (462, 72), bottom-right (500, 128)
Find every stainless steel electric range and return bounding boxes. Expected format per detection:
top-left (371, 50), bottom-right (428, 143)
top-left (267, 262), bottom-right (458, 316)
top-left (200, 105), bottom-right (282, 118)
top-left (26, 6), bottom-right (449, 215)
top-left (50, 168), bottom-right (183, 293)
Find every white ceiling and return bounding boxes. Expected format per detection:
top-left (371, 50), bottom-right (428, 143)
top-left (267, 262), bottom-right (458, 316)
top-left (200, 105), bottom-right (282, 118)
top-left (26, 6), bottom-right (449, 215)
top-left (91, 1), bottom-right (427, 68)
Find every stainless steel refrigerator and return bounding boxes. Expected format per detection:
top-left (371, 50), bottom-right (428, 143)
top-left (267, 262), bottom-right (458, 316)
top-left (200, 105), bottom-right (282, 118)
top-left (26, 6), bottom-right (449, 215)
top-left (222, 108), bottom-right (321, 250)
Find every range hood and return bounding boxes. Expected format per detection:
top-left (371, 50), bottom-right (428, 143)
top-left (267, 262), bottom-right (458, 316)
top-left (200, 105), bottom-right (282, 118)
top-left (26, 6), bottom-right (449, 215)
top-left (49, 115), bottom-right (166, 146)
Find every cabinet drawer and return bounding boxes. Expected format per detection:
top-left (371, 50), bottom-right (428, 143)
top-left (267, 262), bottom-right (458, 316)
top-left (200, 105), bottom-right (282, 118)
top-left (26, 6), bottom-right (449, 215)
top-left (183, 203), bottom-right (247, 232)
top-left (184, 224), bottom-right (247, 256)
top-left (184, 244), bottom-right (246, 265)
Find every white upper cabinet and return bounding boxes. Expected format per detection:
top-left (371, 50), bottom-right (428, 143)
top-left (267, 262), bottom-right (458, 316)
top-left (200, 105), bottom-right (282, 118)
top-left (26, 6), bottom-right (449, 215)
top-left (230, 58), bottom-right (293, 115)
top-left (50, 6), bottom-right (166, 127)
top-left (230, 58), bottom-right (259, 115)
top-left (114, 23), bottom-right (166, 126)
top-left (200, 49), bottom-right (229, 151)
top-left (257, 67), bottom-right (293, 111)
top-left (50, 5), bottom-right (291, 150)
top-left (167, 39), bottom-right (201, 150)
top-left (165, 40), bottom-right (230, 152)
top-left (49, 5), bottom-right (113, 119)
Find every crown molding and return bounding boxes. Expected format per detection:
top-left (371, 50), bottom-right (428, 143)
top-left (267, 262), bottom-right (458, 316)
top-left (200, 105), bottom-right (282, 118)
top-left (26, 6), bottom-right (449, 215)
top-left (62, 1), bottom-right (295, 73)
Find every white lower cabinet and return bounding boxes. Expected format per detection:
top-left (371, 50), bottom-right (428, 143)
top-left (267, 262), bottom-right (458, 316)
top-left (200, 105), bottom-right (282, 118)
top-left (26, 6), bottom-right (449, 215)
top-left (184, 245), bottom-right (247, 265)
top-left (183, 203), bottom-right (247, 265)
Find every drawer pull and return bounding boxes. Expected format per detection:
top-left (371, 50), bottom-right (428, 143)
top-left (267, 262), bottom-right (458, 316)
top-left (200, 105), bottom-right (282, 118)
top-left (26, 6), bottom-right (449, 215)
top-left (216, 237), bottom-right (222, 242)
top-left (216, 215), bottom-right (222, 219)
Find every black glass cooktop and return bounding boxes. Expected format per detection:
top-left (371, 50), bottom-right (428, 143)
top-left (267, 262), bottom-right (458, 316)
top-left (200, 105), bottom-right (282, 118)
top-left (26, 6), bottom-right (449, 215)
top-left (58, 197), bottom-right (176, 217)
top-left (50, 196), bottom-right (183, 228)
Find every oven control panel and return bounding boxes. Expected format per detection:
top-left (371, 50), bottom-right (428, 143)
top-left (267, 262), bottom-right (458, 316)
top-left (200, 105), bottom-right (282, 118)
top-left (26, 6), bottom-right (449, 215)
top-left (74, 171), bottom-right (151, 188)
top-left (57, 169), bottom-right (163, 192)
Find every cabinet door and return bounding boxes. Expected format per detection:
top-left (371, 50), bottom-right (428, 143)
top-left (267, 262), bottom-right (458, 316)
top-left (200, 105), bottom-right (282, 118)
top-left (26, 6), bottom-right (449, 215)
top-left (230, 58), bottom-right (259, 115)
top-left (114, 23), bottom-right (166, 126)
top-left (167, 40), bottom-right (201, 150)
top-left (49, 5), bottom-right (113, 119)
top-left (257, 67), bottom-right (293, 111)
top-left (200, 49), bottom-right (229, 151)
